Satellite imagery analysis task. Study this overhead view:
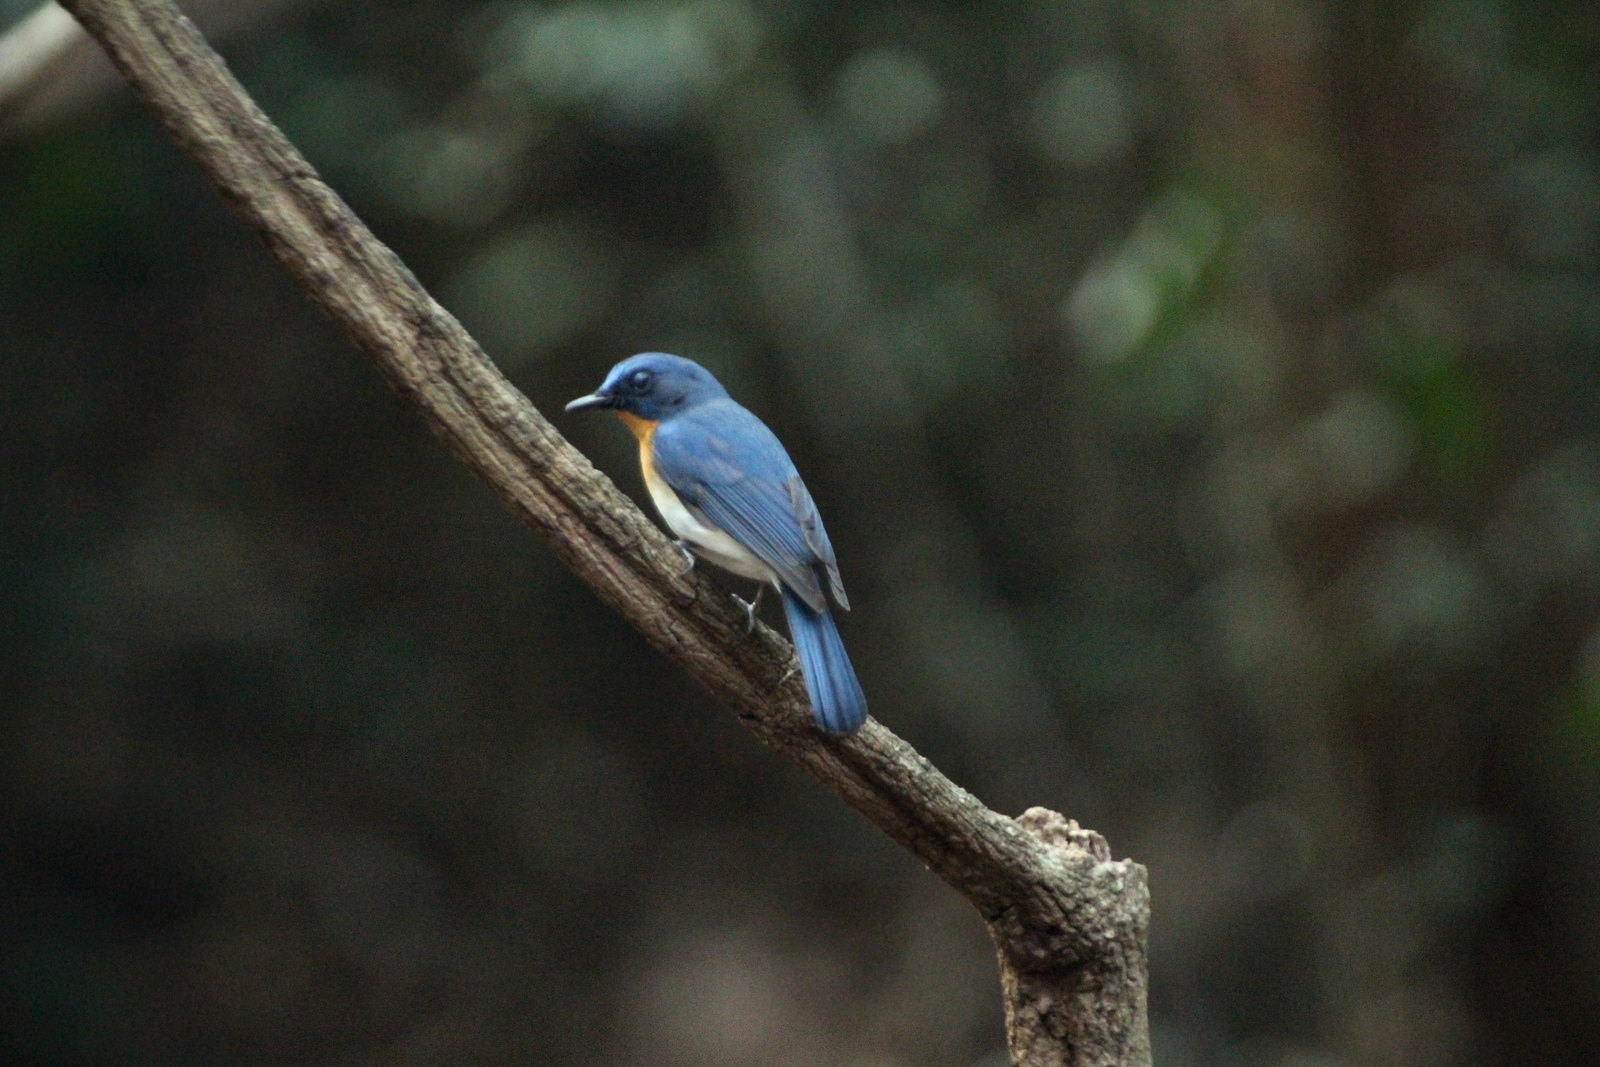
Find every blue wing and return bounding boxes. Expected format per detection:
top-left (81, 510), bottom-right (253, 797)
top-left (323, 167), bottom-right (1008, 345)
top-left (651, 399), bottom-right (847, 613)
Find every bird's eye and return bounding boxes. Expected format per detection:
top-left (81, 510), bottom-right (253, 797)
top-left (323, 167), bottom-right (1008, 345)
top-left (629, 369), bottom-right (652, 392)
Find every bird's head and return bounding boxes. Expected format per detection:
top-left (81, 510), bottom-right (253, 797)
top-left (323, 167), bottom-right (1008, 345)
top-left (565, 352), bottom-right (729, 423)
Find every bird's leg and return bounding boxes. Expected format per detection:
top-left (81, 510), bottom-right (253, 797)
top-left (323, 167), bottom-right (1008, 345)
top-left (671, 539), bottom-right (697, 577)
top-left (731, 584), bottom-right (765, 633)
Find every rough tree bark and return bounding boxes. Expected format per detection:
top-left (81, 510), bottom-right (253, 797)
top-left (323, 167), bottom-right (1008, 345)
top-left (50, 2), bottom-right (1152, 1063)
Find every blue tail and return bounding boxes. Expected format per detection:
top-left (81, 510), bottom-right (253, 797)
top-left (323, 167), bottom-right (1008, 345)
top-left (781, 587), bottom-right (868, 734)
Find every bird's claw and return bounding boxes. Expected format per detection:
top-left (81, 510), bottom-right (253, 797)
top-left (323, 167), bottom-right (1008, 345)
top-left (672, 540), bottom-right (697, 577)
top-left (732, 585), bottom-right (765, 633)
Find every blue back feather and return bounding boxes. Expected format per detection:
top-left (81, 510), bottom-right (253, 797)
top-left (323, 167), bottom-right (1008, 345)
top-left (653, 400), bottom-right (841, 612)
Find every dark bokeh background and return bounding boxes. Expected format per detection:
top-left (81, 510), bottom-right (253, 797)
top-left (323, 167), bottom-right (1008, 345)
top-left (3, 1), bottom-right (1599, 1064)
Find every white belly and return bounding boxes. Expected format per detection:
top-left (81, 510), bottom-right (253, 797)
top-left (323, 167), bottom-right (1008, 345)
top-left (644, 465), bottom-right (779, 586)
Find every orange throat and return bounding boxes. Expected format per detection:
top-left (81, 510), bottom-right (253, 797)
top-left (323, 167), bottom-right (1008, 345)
top-left (614, 410), bottom-right (657, 444)
top-left (615, 411), bottom-right (662, 488)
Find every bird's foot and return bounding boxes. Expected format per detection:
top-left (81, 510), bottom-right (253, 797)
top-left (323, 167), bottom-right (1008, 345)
top-left (731, 585), bottom-right (765, 633)
top-left (672, 540), bottom-right (697, 577)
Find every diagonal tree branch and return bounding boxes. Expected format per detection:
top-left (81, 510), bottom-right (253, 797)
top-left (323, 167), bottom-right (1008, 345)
top-left (52, 2), bottom-right (1151, 1063)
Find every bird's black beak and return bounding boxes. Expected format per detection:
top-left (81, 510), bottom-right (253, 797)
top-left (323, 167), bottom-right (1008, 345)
top-left (564, 391), bottom-right (613, 413)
